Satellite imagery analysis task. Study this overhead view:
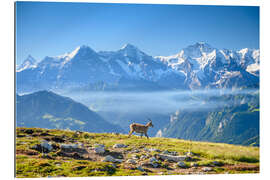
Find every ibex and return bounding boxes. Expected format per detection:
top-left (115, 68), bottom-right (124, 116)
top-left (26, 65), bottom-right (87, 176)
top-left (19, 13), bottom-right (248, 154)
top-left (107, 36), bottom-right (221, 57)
top-left (128, 118), bottom-right (154, 139)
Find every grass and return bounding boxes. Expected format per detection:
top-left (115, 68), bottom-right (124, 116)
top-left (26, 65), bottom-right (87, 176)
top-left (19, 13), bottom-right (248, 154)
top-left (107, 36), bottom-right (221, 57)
top-left (16, 127), bottom-right (259, 177)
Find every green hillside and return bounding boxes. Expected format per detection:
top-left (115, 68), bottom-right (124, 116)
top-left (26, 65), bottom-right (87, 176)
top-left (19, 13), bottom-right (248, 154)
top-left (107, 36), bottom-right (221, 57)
top-left (16, 91), bottom-right (124, 133)
top-left (16, 127), bottom-right (259, 178)
top-left (161, 91), bottom-right (259, 146)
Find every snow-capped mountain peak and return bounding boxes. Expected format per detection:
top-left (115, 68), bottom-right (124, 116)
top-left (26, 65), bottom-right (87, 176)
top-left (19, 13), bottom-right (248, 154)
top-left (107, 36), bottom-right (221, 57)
top-left (182, 42), bottom-right (215, 59)
top-left (118, 43), bottom-right (146, 58)
top-left (120, 43), bottom-right (138, 51)
top-left (17, 55), bottom-right (37, 72)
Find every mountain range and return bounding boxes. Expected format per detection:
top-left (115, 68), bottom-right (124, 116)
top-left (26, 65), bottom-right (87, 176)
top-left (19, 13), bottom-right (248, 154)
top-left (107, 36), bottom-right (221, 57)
top-left (16, 42), bottom-right (259, 93)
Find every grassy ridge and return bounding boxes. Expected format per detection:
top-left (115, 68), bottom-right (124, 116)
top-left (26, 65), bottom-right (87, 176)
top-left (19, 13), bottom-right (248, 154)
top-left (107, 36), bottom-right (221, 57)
top-left (16, 127), bottom-right (259, 177)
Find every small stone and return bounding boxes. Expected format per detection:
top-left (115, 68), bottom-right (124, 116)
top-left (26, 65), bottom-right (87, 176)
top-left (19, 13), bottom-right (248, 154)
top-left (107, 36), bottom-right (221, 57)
top-left (151, 162), bottom-right (159, 168)
top-left (144, 148), bottom-right (161, 152)
top-left (177, 161), bottom-right (187, 168)
top-left (202, 167), bottom-right (213, 172)
top-left (113, 144), bottom-right (128, 148)
top-left (137, 166), bottom-right (144, 172)
top-left (132, 154), bottom-right (139, 159)
top-left (162, 150), bottom-right (178, 156)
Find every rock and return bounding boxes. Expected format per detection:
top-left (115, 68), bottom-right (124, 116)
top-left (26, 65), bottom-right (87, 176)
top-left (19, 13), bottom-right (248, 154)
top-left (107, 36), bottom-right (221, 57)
top-left (115, 159), bottom-right (123, 163)
top-left (94, 147), bottom-right (105, 154)
top-left (151, 162), bottom-right (159, 168)
top-left (137, 166), bottom-right (144, 172)
top-left (132, 154), bottom-right (139, 160)
top-left (40, 140), bottom-right (53, 152)
top-left (60, 143), bottom-right (79, 150)
top-left (144, 148), bottom-right (161, 152)
top-left (162, 150), bottom-right (178, 156)
top-left (126, 159), bottom-right (136, 165)
top-left (177, 161), bottom-right (187, 168)
top-left (102, 155), bottom-right (123, 163)
top-left (202, 167), bottom-right (213, 172)
top-left (103, 155), bottom-right (115, 162)
top-left (113, 144), bottom-right (128, 148)
top-left (157, 154), bottom-right (187, 162)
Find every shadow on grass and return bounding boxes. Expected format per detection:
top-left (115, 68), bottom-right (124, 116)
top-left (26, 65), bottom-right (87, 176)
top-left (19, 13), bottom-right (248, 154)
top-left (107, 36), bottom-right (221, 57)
top-left (233, 156), bottom-right (259, 163)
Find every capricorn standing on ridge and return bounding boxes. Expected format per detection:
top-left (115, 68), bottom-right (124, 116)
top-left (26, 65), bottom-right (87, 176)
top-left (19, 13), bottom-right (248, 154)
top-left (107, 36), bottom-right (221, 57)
top-left (128, 118), bottom-right (154, 139)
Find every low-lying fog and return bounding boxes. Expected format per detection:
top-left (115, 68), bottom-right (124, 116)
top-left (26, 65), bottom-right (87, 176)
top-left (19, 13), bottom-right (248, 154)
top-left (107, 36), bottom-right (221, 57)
top-left (59, 89), bottom-right (259, 115)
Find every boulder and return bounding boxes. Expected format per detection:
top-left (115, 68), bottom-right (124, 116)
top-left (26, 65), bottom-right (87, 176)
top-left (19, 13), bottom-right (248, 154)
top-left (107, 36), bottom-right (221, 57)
top-left (157, 154), bottom-right (187, 162)
top-left (103, 155), bottom-right (115, 162)
top-left (60, 143), bottom-right (79, 150)
top-left (113, 144), bottom-right (128, 148)
top-left (94, 147), bottom-right (105, 154)
top-left (40, 140), bottom-right (53, 152)
top-left (31, 140), bottom-right (53, 153)
top-left (102, 155), bottom-right (123, 163)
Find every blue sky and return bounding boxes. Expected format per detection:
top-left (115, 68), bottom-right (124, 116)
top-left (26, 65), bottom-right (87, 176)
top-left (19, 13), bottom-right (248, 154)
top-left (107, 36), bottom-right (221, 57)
top-left (16, 2), bottom-right (259, 64)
